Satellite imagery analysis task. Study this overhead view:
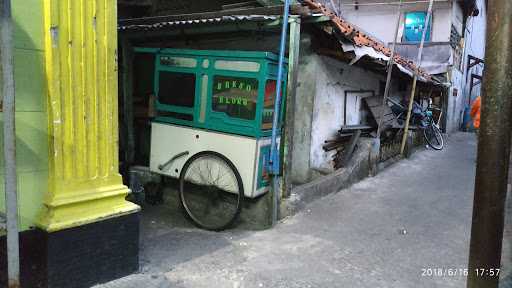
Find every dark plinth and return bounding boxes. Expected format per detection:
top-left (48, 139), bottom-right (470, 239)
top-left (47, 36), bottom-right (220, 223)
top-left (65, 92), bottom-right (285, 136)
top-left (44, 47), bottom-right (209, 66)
top-left (1, 212), bottom-right (140, 288)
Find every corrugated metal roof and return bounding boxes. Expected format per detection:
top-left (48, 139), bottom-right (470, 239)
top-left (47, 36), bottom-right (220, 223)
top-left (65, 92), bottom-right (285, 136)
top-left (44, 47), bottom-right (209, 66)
top-left (119, 15), bottom-right (278, 31)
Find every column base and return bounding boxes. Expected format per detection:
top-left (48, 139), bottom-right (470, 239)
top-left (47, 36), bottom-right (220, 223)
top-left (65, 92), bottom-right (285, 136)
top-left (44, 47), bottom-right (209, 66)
top-left (1, 212), bottom-right (140, 288)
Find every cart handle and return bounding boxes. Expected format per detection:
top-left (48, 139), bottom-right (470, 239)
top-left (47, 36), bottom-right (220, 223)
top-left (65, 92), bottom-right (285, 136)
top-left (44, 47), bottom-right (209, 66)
top-left (158, 151), bottom-right (190, 171)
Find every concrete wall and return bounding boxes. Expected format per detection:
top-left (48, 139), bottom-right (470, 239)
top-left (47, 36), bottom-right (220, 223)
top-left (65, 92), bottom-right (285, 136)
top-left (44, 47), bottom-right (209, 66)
top-left (462, 0), bottom-right (487, 61)
top-left (337, 0), bottom-right (486, 133)
top-left (338, 0), bottom-right (453, 44)
top-left (309, 56), bottom-right (382, 173)
top-left (446, 0), bottom-right (487, 132)
top-left (290, 35), bottom-right (317, 184)
top-left (0, 1), bottom-right (49, 231)
top-left (290, 34), bottom-right (406, 184)
top-left (446, 68), bottom-right (465, 132)
top-left (452, 0), bottom-right (464, 35)
top-left (461, 0), bottom-right (487, 129)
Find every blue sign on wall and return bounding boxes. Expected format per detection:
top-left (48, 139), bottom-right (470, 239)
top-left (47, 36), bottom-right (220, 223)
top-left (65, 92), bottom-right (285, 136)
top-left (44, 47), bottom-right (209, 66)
top-left (404, 12), bottom-right (432, 42)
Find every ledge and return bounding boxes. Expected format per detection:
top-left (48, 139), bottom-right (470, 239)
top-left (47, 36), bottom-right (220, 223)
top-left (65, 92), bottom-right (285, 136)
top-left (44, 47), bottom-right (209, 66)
top-left (36, 185), bottom-right (140, 233)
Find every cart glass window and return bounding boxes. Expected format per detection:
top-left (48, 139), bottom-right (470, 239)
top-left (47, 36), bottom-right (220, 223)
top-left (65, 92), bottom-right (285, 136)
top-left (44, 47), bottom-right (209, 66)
top-left (261, 80), bottom-right (285, 130)
top-left (158, 71), bottom-right (196, 108)
top-left (262, 80), bottom-right (276, 130)
top-left (212, 76), bottom-right (258, 120)
top-left (160, 56), bottom-right (197, 68)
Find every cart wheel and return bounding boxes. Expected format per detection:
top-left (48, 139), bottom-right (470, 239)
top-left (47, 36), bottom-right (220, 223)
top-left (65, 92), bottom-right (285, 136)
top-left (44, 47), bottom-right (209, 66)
top-left (179, 151), bottom-right (244, 231)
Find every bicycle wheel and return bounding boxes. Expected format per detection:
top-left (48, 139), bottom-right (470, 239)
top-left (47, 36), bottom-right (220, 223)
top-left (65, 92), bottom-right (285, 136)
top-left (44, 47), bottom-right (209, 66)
top-left (424, 123), bottom-right (444, 150)
top-left (179, 151), bottom-right (243, 231)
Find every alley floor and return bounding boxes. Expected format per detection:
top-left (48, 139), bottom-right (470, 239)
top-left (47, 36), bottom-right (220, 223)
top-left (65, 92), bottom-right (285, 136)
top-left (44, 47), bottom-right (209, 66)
top-left (95, 133), bottom-right (512, 288)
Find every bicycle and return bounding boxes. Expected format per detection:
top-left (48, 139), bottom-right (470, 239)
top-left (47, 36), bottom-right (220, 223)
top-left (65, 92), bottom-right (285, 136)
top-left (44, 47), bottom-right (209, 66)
top-left (422, 101), bottom-right (444, 150)
top-left (387, 97), bottom-right (444, 150)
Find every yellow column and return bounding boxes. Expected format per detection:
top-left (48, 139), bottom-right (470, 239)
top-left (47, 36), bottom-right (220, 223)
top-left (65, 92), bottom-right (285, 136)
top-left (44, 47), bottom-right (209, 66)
top-left (37, 0), bottom-right (139, 232)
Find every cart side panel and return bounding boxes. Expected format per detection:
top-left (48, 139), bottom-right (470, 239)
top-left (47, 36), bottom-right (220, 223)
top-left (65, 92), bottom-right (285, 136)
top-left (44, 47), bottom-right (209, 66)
top-left (150, 123), bottom-right (261, 198)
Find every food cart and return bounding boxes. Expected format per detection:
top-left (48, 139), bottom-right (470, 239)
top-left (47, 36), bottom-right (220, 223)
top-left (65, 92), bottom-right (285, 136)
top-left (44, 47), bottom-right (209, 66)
top-left (133, 48), bottom-right (287, 230)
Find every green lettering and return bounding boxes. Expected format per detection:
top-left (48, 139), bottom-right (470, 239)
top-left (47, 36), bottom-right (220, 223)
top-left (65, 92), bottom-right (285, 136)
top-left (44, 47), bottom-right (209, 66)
top-left (217, 82), bottom-right (222, 91)
top-left (218, 96), bottom-right (224, 104)
top-left (239, 82), bottom-right (245, 90)
top-left (225, 81), bottom-right (230, 89)
top-left (226, 97), bottom-right (231, 104)
top-left (246, 85), bottom-right (252, 92)
top-left (242, 99), bottom-right (248, 106)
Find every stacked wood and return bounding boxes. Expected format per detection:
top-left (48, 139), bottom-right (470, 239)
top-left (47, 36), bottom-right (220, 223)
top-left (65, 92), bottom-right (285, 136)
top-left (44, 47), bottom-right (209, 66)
top-left (323, 125), bottom-right (374, 169)
top-left (322, 133), bottom-right (353, 152)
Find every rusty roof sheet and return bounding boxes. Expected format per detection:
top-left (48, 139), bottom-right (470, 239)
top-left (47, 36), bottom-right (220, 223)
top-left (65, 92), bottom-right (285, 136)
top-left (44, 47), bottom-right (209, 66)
top-left (119, 15), bottom-right (278, 31)
top-left (302, 0), bottom-right (433, 82)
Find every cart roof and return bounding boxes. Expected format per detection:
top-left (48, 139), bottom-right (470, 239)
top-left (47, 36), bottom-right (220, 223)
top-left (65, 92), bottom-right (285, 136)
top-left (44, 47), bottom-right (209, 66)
top-left (134, 47), bottom-right (287, 63)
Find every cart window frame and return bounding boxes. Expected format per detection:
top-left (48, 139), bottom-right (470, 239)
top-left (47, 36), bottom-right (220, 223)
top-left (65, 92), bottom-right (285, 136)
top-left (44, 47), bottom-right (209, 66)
top-left (211, 75), bottom-right (260, 121)
top-left (157, 71), bottom-right (197, 108)
top-left (147, 49), bottom-right (288, 138)
top-left (153, 61), bottom-right (200, 123)
top-left (204, 67), bottom-right (263, 135)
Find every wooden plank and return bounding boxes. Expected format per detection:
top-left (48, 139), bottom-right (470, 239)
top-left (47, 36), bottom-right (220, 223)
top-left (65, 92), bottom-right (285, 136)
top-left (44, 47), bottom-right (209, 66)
top-left (364, 96), bottom-right (400, 129)
top-left (340, 125), bottom-right (373, 131)
top-left (121, 39), bottom-right (136, 165)
top-left (340, 130), bottom-right (361, 167)
top-left (364, 95), bottom-right (382, 107)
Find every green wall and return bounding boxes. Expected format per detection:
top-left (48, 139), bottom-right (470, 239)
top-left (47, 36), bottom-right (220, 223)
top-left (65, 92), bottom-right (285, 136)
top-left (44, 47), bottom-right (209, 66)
top-left (0, 0), bottom-right (48, 231)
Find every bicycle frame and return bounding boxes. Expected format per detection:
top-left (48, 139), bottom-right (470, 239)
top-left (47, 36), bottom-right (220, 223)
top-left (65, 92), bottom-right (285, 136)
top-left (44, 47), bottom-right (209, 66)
top-left (387, 97), bottom-right (442, 129)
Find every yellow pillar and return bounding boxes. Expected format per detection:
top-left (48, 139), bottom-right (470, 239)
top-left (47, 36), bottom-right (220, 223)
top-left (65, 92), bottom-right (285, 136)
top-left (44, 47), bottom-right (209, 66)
top-left (37, 0), bottom-right (139, 232)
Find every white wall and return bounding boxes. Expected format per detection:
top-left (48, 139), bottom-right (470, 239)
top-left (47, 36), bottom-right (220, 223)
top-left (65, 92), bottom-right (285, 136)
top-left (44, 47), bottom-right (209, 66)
top-left (452, 0), bottom-right (464, 35)
top-left (339, 0), bottom-right (453, 44)
top-left (308, 56), bottom-right (403, 173)
top-left (446, 0), bottom-right (487, 131)
top-left (462, 0), bottom-right (487, 121)
top-left (337, 0), bottom-right (487, 133)
top-left (463, 0), bottom-right (487, 60)
top-left (446, 68), bottom-right (465, 132)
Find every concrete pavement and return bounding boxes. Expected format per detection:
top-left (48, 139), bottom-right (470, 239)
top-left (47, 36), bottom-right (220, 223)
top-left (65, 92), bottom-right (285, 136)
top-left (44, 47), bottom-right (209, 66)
top-left (95, 133), bottom-right (512, 288)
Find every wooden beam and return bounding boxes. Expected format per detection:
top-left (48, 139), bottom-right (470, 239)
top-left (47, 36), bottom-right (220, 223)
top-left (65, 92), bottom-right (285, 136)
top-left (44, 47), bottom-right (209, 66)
top-left (118, 0), bottom-right (152, 6)
top-left (257, 0), bottom-right (285, 6)
top-left (341, 130), bottom-right (362, 167)
top-left (222, 1), bottom-right (261, 10)
top-left (119, 4), bottom-right (306, 25)
top-left (121, 39), bottom-right (136, 165)
top-left (122, 21), bottom-right (282, 40)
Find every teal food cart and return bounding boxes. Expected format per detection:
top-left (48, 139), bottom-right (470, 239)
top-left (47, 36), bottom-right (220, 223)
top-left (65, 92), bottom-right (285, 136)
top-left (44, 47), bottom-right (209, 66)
top-left (135, 48), bottom-right (287, 230)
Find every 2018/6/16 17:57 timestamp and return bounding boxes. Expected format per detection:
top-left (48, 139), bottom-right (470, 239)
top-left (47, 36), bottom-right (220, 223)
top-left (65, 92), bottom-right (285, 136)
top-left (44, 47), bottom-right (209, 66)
top-left (421, 268), bottom-right (500, 277)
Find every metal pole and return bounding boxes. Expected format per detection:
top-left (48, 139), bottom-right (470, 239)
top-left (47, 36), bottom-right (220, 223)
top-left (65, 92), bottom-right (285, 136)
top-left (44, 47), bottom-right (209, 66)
top-left (269, 0), bottom-right (291, 225)
top-left (400, 0), bottom-right (434, 155)
top-left (0, 0), bottom-right (20, 287)
top-left (376, 0), bottom-right (403, 139)
top-left (467, 1), bottom-right (512, 287)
